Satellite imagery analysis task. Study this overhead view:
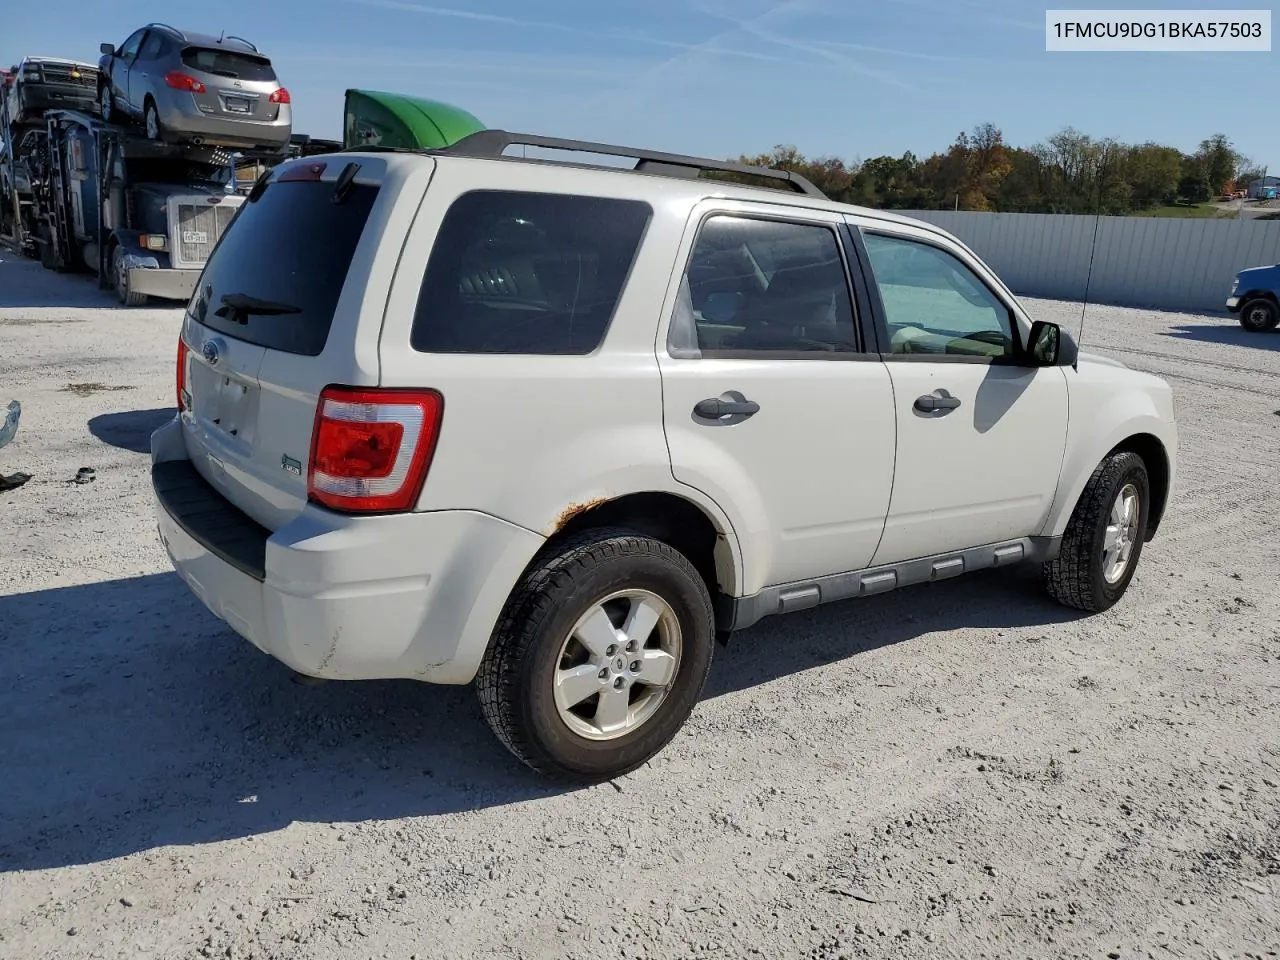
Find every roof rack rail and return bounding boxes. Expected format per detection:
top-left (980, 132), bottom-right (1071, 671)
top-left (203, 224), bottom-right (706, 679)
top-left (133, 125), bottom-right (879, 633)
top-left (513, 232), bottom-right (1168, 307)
top-left (145, 23), bottom-right (186, 41)
top-left (223, 35), bottom-right (260, 53)
top-left (442, 130), bottom-right (826, 199)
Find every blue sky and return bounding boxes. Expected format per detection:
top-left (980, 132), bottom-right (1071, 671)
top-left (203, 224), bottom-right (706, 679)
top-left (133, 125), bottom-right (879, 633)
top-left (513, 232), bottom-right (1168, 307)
top-left (6, 0), bottom-right (1278, 167)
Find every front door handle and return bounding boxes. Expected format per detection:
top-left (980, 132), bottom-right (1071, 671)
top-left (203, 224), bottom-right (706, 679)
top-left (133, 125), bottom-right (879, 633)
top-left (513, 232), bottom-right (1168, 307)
top-left (914, 389), bottom-right (962, 414)
top-left (693, 397), bottom-right (760, 420)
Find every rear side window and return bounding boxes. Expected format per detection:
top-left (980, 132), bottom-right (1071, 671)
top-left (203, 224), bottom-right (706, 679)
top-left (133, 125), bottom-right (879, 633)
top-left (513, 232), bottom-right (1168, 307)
top-left (188, 180), bottom-right (379, 356)
top-left (410, 190), bottom-right (651, 355)
top-left (181, 48), bottom-right (277, 82)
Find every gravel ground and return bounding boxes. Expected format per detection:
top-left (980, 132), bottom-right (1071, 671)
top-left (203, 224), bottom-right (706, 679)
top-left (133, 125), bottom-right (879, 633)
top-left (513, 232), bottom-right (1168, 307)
top-left (1, 250), bottom-right (1278, 960)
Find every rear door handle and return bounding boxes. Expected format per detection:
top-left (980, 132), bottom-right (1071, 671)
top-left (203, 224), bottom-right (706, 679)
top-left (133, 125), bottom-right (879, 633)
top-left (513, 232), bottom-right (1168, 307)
top-left (694, 397), bottom-right (760, 419)
top-left (914, 389), bottom-right (961, 414)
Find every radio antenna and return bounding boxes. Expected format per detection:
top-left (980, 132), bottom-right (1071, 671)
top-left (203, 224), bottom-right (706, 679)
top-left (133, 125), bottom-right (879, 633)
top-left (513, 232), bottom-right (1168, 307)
top-left (1076, 183), bottom-right (1104, 371)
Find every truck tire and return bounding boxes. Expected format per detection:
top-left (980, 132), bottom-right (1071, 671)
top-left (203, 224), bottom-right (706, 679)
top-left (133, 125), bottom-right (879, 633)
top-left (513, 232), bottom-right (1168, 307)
top-left (1237, 298), bottom-right (1278, 333)
top-left (1043, 451), bottom-right (1150, 613)
top-left (112, 246), bottom-right (148, 307)
top-left (476, 528), bottom-right (715, 783)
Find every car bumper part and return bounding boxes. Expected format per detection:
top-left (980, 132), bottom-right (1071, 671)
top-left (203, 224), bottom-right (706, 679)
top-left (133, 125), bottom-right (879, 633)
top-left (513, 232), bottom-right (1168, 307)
top-left (150, 420), bottom-right (544, 684)
top-left (1225, 296), bottom-right (1240, 311)
top-left (128, 266), bottom-right (198, 301)
top-left (157, 94), bottom-right (292, 150)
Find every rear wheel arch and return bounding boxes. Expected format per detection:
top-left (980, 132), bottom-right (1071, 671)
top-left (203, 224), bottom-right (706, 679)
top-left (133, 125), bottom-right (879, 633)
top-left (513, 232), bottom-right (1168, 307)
top-left (540, 491), bottom-right (739, 610)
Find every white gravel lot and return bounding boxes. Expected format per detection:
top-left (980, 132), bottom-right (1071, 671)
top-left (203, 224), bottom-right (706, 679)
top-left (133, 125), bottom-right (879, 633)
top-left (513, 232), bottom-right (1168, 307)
top-left (1, 249), bottom-right (1278, 960)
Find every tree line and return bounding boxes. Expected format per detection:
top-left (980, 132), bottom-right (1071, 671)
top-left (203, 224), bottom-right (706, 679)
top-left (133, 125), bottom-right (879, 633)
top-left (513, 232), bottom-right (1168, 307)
top-left (725, 124), bottom-right (1265, 215)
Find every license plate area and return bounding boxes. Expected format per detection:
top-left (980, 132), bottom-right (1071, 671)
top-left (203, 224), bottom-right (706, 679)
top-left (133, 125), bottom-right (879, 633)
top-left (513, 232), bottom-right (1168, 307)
top-left (223, 96), bottom-right (252, 114)
top-left (190, 361), bottom-right (259, 444)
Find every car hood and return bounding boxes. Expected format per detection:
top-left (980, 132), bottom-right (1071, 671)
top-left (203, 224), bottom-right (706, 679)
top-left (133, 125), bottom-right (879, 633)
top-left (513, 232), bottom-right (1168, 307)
top-left (1077, 350), bottom-right (1128, 369)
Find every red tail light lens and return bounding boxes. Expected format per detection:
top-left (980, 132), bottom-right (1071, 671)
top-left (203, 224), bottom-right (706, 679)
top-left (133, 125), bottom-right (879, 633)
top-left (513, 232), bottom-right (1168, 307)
top-left (176, 338), bottom-right (190, 412)
top-left (308, 387), bottom-right (443, 513)
top-left (269, 87), bottom-right (291, 104)
top-left (165, 71), bottom-right (206, 93)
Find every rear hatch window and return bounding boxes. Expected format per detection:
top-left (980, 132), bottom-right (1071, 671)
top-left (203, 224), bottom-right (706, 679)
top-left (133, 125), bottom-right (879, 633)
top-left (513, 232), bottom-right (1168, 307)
top-left (181, 48), bottom-right (277, 82)
top-left (188, 178), bottom-right (380, 356)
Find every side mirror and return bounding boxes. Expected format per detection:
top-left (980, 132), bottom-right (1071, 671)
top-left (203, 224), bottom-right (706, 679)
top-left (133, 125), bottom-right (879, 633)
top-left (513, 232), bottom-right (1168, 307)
top-left (1028, 321), bottom-right (1060, 365)
top-left (1026, 320), bottom-right (1078, 367)
top-left (100, 43), bottom-right (116, 57)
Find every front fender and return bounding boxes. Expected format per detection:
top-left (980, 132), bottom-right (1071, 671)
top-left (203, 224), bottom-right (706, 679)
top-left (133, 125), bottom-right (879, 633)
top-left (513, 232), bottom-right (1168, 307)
top-left (1040, 379), bottom-right (1177, 540)
top-left (109, 230), bottom-right (172, 270)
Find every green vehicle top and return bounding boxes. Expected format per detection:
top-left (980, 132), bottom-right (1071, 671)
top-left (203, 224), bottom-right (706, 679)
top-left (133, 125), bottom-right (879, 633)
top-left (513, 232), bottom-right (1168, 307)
top-left (343, 89), bottom-right (485, 151)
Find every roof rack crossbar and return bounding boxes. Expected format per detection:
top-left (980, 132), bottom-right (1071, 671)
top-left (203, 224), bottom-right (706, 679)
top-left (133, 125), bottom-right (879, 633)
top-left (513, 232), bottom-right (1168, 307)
top-left (145, 23), bottom-right (186, 41)
top-left (442, 130), bottom-right (825, 198)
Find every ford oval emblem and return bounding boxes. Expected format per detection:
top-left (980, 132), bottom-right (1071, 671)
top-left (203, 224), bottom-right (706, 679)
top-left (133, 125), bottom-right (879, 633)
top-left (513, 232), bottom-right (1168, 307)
top-left (201, 339), bottom-right (220, 366)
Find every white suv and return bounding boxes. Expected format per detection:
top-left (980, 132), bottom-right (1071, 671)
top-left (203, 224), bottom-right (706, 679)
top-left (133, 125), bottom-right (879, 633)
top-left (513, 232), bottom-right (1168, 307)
top-left (151, 131), bottom-right (1178, 782)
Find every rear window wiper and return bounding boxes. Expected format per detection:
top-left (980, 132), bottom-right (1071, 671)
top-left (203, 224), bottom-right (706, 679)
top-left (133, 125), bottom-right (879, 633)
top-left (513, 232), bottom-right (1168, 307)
top-left (214, 292), bottom-right (302, 323)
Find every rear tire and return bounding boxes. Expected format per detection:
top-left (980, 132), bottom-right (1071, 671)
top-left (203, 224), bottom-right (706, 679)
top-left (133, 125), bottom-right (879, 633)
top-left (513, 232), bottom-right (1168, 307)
top-left (143, 99), bottom-right (163, 142)
top-left (1043, 451), bottom-right (1150, 613)
top-left (1238, 298), bottom-right (1279, 332)
top-left (476, 528), bottom-right (715, 783)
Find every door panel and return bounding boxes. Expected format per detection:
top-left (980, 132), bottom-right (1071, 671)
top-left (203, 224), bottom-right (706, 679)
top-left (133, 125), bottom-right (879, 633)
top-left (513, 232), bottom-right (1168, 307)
top-left (872, 363), bottom-right (1067, 564)
top-left (852, 222), bottom-right (1069, 565)
top-left (658, 206), bottom-right (897, 593)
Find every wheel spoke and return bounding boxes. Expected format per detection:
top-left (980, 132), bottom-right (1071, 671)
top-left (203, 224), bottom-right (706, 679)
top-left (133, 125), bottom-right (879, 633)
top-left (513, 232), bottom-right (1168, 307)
top-left (637, 649), bottom-right (677, 688)
top-left (574, 606), bottom-right (620, 658)
top-left (593, 686), bottom-right (631, 732)
top-left (622, 597), bottom-right (663, 648)
top-left (556, 664), bottom-right (602, 709)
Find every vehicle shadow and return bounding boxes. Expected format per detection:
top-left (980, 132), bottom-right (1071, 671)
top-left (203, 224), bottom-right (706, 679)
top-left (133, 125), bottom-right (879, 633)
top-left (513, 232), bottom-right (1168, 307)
top-left (88, 408), bottom-right (176, 454)
top-left (1165, 322), bottom-right (1280, 349)
top-left (0, 254), bottom-right (125, 310)
top-left (0, 565), bottom-right (1081, 872)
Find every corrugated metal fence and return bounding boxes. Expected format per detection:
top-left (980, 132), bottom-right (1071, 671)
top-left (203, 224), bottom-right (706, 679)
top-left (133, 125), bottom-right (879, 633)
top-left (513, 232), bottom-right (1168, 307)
top-left (895, 210), bottom-right (1280, 313)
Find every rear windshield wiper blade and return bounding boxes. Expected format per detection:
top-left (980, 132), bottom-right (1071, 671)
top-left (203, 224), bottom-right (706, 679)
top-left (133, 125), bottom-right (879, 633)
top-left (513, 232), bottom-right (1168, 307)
top-left (214, 292), bottom-right (302, 323)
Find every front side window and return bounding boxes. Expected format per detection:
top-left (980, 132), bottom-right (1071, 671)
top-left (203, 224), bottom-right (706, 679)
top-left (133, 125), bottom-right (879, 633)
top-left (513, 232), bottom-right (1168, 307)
top-left (118, 31), bottom-right (145, 61)
top-left (862, 232), bottom-right (1017, 359)
top-left (668, 215), bottom-right (858, 357)
top-left (411, 190), bottom-right (651, 355)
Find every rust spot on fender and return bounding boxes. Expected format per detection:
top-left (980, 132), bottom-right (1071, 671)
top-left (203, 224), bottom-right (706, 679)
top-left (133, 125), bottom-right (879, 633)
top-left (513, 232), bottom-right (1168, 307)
top-left (550, 497), bottom-right (608, 535)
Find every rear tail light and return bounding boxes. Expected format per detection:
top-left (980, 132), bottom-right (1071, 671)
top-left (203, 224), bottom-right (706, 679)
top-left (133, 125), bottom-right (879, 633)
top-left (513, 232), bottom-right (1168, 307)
top-left (269, 88), bottom-right (291, 104)
top-left (307, 387), bottom-right (443, 513)
top-left (176, 338), bottom-right (190, 412)
top-left (165, 71), bottom-right (206, 93)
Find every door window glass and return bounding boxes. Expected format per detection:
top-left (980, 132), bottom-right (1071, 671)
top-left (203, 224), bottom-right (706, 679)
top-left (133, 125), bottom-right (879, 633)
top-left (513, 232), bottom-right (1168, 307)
top-left (862, 232), bottom-right (1016, 359)
top-left (669, 215), bottom-right (858, 358)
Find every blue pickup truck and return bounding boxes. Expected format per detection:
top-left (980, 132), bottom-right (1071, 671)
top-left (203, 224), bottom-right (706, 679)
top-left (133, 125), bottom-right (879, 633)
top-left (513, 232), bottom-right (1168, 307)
top-left (1226, 264), bottom-right (1280, 332)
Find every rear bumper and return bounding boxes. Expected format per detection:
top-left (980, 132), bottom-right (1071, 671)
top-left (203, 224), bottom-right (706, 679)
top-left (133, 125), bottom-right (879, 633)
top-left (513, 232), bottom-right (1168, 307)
top-left (129, 266), bottom-right (198, 301)
top-left (156, 92), bottom-right (291, 150)
top-left (151, 420), bottom-right (544, 683)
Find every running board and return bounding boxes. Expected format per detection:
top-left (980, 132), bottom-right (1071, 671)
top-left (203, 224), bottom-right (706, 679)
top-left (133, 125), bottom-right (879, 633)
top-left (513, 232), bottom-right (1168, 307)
top-left (717, 535), bottom-right (1062, 633)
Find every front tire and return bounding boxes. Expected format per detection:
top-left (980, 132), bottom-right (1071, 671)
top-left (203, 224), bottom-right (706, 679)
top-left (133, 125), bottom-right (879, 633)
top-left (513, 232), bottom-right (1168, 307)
top-left (113, 246), bottom-right (148, 307)
top-left (476, 528), bottom-right (715, 783)
top-left (1238, 298), bottom-right (1279, 333)
top-left (99, 84), bottom-right (113, 123)
top-left (1044, 451), bottom-right (1150, 613)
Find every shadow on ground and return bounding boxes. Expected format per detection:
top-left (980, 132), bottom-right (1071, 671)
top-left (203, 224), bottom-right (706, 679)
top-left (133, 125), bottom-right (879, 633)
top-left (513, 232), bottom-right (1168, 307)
top-left (1165, 323), bottom-right (1280, 349)
top-left (0, 254), bottom-right (126, 310)
top-left (0, 565), bottom-right (1081, 872)
top-left (88, 408), bottom-right (177, 454)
